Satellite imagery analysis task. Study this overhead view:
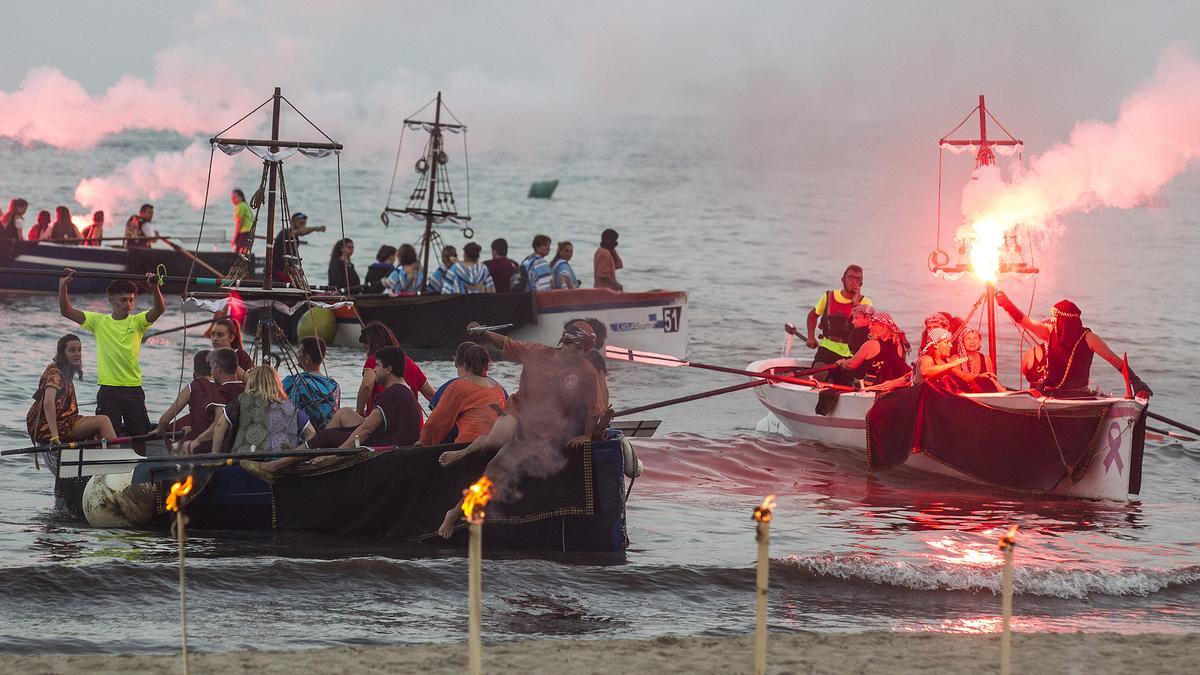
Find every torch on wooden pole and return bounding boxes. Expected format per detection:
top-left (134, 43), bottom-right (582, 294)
top-left (462, 476), bottom-right (494, 675)
top-left (999, 524), bottom-right (1019, 675)
top-left (165, 475), bottom-right (194, 675)
top-left (752, 495), bottom-right (776, 675)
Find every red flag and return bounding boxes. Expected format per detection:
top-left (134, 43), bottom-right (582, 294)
top-left (1121, 352), bottom-right (1132, 399)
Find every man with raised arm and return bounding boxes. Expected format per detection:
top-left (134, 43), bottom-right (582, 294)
top-left (59, 268), bottom-right (166, 452)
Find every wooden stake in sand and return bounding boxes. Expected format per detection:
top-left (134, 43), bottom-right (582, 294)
top-left (998, 524), bottom-right (1019, 675)
top-left (462, 476), bottom-right (494, 675)
top-left (165, 475), bottom-right (195, 675)
top-left (752, 495), bottom-right (776, 675)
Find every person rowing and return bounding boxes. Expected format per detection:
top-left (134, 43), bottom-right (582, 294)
top-left (836, 311), bottom-right (912, 392)
top-left (435, 320), bottom-right (610, 538)
top-left (994, 292), bottom-right (1152, 398)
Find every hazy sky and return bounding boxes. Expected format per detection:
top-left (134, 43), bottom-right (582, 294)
top-left (3, 0), bottom-right (1198, 148)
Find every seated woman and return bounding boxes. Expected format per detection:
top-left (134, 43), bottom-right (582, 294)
top-left (953, 328), bottom-right (1004, 393)
top-left (151, 350), bottom-right (219, 444)
top-left (917, 312), bottom-right (951, 354)
top-left (446, 242), bottom-right (495, 294)
top-left (356, 321), bottom-right (435, 416)
top-left (48, 205), bottom-right (82, 242)
top-left (26, 334), bottom-right (117, 445)
top-left (836, 311), bottom-right (912, 391)
top-left (282, 336), bottom-right (341, 430)
top-left (210, 317), bottom-right (254, 374)
top-left (917, 327), bottom-right (968, 392)
top-left (210, 365), bottom-right (315, 456)
top-left (384, 244), bottom-right (423, 295)
top-left (424, 245), bottom-right (457, 295)
top-left (419, 343), bottom-right (506, 446)
top-left (363, 245), bottom-right (397, 294)
top-left (549, 241), bottom-right (582, 289)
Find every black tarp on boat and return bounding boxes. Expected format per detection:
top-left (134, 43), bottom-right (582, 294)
top-left (354, 293), bottom-right (533, 353)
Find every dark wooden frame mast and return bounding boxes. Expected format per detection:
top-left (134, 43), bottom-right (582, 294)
top-left (209, 86), bottom-right (344, 365)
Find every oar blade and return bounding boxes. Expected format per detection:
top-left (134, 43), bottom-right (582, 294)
top-left (604, 345), bottom-right (688, 367)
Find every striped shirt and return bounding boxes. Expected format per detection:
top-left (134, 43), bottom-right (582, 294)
top-left (426, 265), bottom-right (452, 294)
top-left (384, 266), bottom-right (424, 295)
top-left (518, 254), bottom-right (552, 291)
top-left (550, 259), bottom-right (580, 289)
top-left (447, 261), bottom-right (495, 294)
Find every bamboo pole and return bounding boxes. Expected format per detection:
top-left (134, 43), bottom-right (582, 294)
top-left (468, 519), bottom-right (483, 675)
top-left (999, 525), bottom-right (1019, 675)
top-left (165, 476), bottom-right (194, 675)
top-left (753, 495), bottom-right (775, 675)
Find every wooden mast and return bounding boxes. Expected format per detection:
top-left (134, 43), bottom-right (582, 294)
top-left (979, 95), bottom-right (999, 371)
top-left (418, 92), bottom-right (443, 294)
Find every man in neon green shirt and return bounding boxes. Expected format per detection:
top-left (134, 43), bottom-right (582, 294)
top-left (59, 268), bottom-right (166, 452)
top-left (231, 189), bottom-right (255, 255)
top-left (803, 265), bottom-right (871, 372)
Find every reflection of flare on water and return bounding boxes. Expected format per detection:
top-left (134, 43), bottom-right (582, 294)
top-left (462, 476), bottom-right (494, 524)
top-left (926, 536), bottom-right (1002, 567)
top-left (753, 494), bottom-right (776, 523)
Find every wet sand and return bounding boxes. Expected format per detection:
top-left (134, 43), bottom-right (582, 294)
top-left (4, 632), bottom-right (1196, 674)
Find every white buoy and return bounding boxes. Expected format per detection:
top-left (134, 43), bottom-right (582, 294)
top-left (82, 472), bottom-right (158, 527)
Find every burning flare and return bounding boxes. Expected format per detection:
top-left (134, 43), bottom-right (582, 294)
top-left (998, 524), bottom-right (1020, 551)
top-left (752, 494), bottom-right (776, 523)
top-left (462, 476), bottom-right (494, 524)
top-left (165, 475), bottom-right (194, 512)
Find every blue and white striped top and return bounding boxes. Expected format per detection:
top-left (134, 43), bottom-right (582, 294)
top-left (383, 266), bottom-right (424, 295)
top-left (550, 259), bottom-right (581, 289)
top-left (519, 254), bottom-right (552, 291)
top-left (447, 261), bottom-right (495, 294)
top-left (426, 265), bottom-right (453, 294)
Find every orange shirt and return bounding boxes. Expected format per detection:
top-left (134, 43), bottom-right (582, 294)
top-left (593, 247), bottom-right (622, 290)
top-left (419, 378), bottom-right (506, 445)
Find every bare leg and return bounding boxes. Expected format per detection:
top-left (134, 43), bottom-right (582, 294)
top-left (439, 414), bottom-right (516, 467)
top-left (64, 415), bottom-right (119, 443)
top-left (326, 407), bottom-right (364, 429)
top-left (438, 499), bottom-right (464, 538)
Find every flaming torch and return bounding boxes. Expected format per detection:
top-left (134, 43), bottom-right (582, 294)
top-left (998, 524), bottom-right (1019, 675)
top-left (752, 494), bottom-right (776, 675)
top-left (165, 474), bottom-right (194, 675)
top-left (462, 475), bottom-right (494, 675)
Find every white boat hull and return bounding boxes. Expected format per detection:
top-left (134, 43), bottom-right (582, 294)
top-left (749, 357), bottom-right (1146, 501)
top-left (515, 289), bottom-right (689, 358)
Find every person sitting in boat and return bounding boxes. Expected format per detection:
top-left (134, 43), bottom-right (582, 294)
top-left (151, 350), bottom-right (219, 443)
top-left (356, 321), bottom-right (435, 416)
top-left (363, 245), bottom-right (398, 294)
top-left (382, 243), bottom-right (425, 295)
top-left (210, 365), bottom-right (316, 455)
top-left (27, 210), bottom-right (51, 241)
top-left (421, 245), bottom-right (456, 295)
top-left (917, 312), bottom-right (950, 354)
top-left (447, 242), bottom-right (495, 294)
top-left (836, 311), bottom-right (912, 391)
top-left (292, 346), bottom-right (423, 469)
top-left (803, 265), bottom-right (871, 378)
top-left (953, 328), bottom-right (1004, 393)
top-left (516, 234), bottom-right (553, 291)
top-left (282, 336), bottom-right (341, 431)
top-left (178, 348), bottom-right (246, 454)
top-left (994, 292), bottom-right (1152, 398)
top-left (0, 198), bottom-right (29, 240)
top-left (123, 204), bottom-right (155, 249)
top-left (80, 211), bottom-right (104, 246)
top-left (327, 238), bottom-right (360, 291)
top-left (272, 212), bottom-right (326, 284)
top-left (436, 320), bottom-right (610, 538)
top-left (916, 327), bottom-right (968, 393)
top-left (419, 342), bottom-right (506, 446)
top-left (484, 238), bottom-right (520, 293)
top-left (1021, 342), bottom-right (1048, 388)
top-left (593, 229), bottom-right (623, 292)
top-left (210, 317), bottom-right (254, 375)
top-left (48, 206), bottom-right (81, 243)
top-left (549, 241), bottom-right (582, 289)
top-left (26, 334), bottom-right (118, 446)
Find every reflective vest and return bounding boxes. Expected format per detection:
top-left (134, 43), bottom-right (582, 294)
top-left (818, 291), bottom-right (862, 357)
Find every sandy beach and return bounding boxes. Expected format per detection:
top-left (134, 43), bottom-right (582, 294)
top-left (3, 632), bottom-right (1197, 674)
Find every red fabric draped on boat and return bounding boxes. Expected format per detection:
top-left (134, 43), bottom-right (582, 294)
top-left (865, 384), bottom-right (1116, 492)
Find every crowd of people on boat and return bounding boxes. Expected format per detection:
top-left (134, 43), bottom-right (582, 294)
top-left (796, 264), bottom-right (1153, 400)
top-left (327, 229), bottom-right (625, 295)
top-left (29, 267), bottom-right (613, 536)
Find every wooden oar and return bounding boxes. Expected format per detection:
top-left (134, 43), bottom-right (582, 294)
top-left (614, 380), bottom-right (771, 417)
top-left (604, 345), bottom-right (853, 390)
top-left (155, 233), bottom-right (226, 279)
top-left (1146, 411), bottom-right (1200, 437)
top-left (1, 430), bottom-right (185, 456)
top-left (1146, 425), bottom-right (1196, 442)
top-left (143, 318), bottom-right (216, 342)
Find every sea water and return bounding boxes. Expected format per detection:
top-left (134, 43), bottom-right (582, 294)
top-left (1, 119), bottom-right (1198, 652)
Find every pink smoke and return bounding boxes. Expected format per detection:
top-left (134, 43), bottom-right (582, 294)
top-left (961, 49), bottom-right (1200, 237)
top-left (74, 142), bottom-right (234, 217)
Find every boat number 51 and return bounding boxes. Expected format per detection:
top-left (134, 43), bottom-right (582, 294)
top-left (661, 306), bottom-right (682, 333)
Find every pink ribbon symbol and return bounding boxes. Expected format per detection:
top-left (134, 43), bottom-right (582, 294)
top-left (1103, 421), bottom-right (1124, 475)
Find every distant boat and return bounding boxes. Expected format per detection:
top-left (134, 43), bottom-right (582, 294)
top-left (528, 179), bottom-right (559, 199)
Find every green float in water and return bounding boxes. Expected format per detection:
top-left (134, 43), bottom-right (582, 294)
top-left (528, 180), bottom-right (559, 199)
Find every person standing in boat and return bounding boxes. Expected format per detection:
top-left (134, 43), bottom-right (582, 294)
top-left (516, 234), bottom-right (553, 291)
top-left (447, 242), bottom-right (495, 293)
top-left (836, 311), bottom-right (911, 391)
top-left (420, 245), bottom-right (456, 294)
top-left (231, 189), bottom-right (255, 255)
top-left (484, 238), bottom-right (520, 293)
top-left (150, 350), bottom-right (219, 442)
top-left (123, 204), bottom-right (155, 248)
top-left (210, 317), bottom-right (254, 374)
top-left (26, 334), bottom-right (118, 446)
top-left (802, 265), bottom-right (871, 376)
top-left (0, 198), bottom-right (29, 239)
top-left (27, 210), bottom-right (51, 241)
top-left (550, 241), bottom-right (582, 289)
top-left (363, 245), bottom-right (398, 294)
top-left (593, 229), bottom-right (623, 291)
top-left (994, 293), bottom-right (1152, 397)
top-left (48, 206), bottom-right (81, 242)
top-left (58, 269), bottom-right (165, 453)
top-left (272, 212), bottom-right (325, 284)
top-left (282, 336), bottom-right (341, 431)
top-left (327, 238), bottom-right (360, 291)
top-left (80, 211), bottom-right (104, 246)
